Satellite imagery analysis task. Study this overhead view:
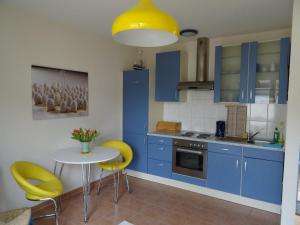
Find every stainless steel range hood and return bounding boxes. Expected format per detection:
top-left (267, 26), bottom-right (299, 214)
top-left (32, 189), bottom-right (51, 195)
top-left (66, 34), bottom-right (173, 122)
top-left (178, 38), bottom-right (214, 90)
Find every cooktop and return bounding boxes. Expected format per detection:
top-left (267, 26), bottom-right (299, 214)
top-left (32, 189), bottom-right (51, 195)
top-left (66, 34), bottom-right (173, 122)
top-left (179, 131), bottom-right (212, 139)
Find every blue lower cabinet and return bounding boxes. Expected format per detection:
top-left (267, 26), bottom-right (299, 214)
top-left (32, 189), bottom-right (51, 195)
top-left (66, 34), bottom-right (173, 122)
top-left (148, 144), bottom-right (172, 162)
top-left (148, 159), bottom-right (172, 178)
top-left (148, 136), bottom-right (172, 145)
top-left (172, 173), bottom-right (206, 187)
top-left (207, 152), bottom-right (242, 195)
top-left (124, 133), bottom-right (148, 173)
top-left (208, 143), bottom-right (242, 156)
top-left (241, 157), bottom-right (283, 204)
top-left (243, 147), bottom-right (284, 162)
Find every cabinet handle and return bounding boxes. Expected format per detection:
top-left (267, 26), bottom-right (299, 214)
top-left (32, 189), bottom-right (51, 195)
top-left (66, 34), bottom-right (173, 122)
top-left (158, 163), bottom-right (164, 167)
top-left (221, 148), bottom-right (229, 151)
top-left (241, 91), bottom-right (244, 99)
top-left (236, 160), bottom-right (239, 168)
top-left (159, 139), bottom-right (164, 143)
top-left (159, 147), bottom-right (164, 151)
top-left (244, 161), bottom-right (247, 171)
top-left (250, 90), bottom-right (253, 100)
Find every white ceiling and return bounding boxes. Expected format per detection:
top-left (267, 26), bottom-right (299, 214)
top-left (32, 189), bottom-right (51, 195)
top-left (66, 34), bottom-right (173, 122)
top-left (1, 0), bottom-right (293, 38)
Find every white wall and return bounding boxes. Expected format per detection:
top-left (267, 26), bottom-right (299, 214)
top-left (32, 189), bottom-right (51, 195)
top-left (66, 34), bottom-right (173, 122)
top-left (0, 5), bottom-right (135, 211)
top-left (281, 0), bottom-right (300, 224)
top-left (163, 90), bottom-right (287, 139)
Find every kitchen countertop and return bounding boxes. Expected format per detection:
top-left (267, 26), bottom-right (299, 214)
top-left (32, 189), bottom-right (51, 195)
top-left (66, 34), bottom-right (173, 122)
top-left (148, 131), bottom-right (284, 152)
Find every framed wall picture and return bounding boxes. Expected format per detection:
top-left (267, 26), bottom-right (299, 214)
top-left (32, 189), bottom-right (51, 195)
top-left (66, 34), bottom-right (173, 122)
top-left (31, 65), bottom-right (88, 120)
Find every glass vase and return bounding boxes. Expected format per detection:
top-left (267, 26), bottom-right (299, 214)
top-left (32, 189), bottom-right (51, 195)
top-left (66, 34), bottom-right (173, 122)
top-left (81, 142), bottom-right (90, 154)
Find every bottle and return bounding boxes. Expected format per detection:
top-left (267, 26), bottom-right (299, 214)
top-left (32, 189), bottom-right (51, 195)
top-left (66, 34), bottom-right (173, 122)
top-left (278, 132), bottom-right (285, 144)
top-left (273, 128), bottom-right (280, 143)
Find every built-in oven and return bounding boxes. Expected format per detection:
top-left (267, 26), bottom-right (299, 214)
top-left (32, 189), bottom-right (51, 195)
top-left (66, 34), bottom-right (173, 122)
top-left (172, 139), bottom-right (207, 179)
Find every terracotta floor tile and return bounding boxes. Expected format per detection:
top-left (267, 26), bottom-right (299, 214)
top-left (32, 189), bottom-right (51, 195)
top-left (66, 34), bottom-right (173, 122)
top-left (32, 177), bottom-right (280, 225)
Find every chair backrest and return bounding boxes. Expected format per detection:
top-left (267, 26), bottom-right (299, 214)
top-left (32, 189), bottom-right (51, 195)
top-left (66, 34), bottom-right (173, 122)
top-left (101, 140), bottom-right (133, 166)
top-left (10, 161), bottom-right (56, 196)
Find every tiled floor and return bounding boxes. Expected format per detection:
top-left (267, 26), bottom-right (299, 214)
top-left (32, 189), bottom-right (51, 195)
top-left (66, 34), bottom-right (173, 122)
top-left (33, 176), bottom-right (280, 225)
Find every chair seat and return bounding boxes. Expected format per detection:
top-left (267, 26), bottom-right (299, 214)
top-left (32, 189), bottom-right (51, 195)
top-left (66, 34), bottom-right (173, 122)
top-left (98, 140), bottom-right (132, 171)
top-left (26, 179), bottom-right (63, 200)
top-left (98, 161), bottom-right (128, 171)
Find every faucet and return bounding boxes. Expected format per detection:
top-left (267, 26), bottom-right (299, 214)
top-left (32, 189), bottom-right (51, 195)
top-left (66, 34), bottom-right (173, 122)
top-left (247, 129), bottom-right (264, 143)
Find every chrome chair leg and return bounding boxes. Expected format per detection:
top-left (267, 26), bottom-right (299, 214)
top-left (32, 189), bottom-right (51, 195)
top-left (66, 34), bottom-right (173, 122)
top-left (97, 168), bottom-right (103, 195)
top-left (33, 198), bottom-right (59, 225)
top-left (111, 159), bottom-right (120, 203)
top-left (124, 169), bottom-right (131, 193)
top-left (50, 198), bottom-right (59, 225)
top-left (113, 172), bottom-right (118, 203)
top-left (56, 196), bottom-right (62, 214)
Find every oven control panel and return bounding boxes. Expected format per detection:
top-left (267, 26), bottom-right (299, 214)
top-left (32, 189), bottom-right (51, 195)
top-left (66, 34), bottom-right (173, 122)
top-left (173, 139), bottom-right (208, 150)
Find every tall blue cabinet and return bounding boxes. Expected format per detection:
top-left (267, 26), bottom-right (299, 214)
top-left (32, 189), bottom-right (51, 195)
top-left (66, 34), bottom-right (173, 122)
top-left (123, 70), bottom-right (149, 173)
top-left (214, 38), bottom-right (290, 104)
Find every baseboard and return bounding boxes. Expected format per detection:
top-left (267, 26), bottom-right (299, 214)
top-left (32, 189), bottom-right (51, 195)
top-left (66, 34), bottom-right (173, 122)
top-left (127, 169), bottom-right (281, 214)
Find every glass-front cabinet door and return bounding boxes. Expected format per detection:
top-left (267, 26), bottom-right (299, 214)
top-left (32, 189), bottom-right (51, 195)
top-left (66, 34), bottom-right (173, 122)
top-left (250, 40), bottom-right (283, 104)
top-left (250, 38), bottom-right (290, 104)
top-left (214, 45), bottom-right (242, 102)
top-left (214, 38), bottom-right (290, 104)
top-left (255, 41), bottom-right (279, 103)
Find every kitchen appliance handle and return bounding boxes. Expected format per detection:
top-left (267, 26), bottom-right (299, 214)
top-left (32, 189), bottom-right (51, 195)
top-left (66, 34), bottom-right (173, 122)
top-left (176, 148), bottom-right (203, 155)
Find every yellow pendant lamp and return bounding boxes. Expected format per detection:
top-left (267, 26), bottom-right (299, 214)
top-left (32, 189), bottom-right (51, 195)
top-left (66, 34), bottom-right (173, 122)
top-left (112, 0), bottom-right (180, 47)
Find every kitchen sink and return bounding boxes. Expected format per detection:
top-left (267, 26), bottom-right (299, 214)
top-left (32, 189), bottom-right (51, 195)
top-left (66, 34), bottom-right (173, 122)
top-left (247, 139), bottom-right (274, 145)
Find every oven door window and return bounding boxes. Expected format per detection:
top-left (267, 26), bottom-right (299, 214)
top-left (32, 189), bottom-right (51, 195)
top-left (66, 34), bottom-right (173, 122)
top-left (176, 150), bottom-right (203, 171)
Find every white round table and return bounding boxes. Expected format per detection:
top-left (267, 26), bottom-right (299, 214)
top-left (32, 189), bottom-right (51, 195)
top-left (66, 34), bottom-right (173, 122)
top-left (52, 146), bottom-right (120, 222)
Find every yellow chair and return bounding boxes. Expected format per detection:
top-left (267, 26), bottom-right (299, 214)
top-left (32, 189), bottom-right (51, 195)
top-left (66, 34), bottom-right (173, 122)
top-left (97, 140), bottom-right (133, 202)
top-left (10, 161), bottom-right (64, 225)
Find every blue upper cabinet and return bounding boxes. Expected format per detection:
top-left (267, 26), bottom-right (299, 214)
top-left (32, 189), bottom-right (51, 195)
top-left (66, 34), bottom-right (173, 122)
top-left (240, 43), bottom-right (251, 103)
top-left (155, 51), bottom-right (181, 102)
top-left (246, 42), bottom-right (257, 103)
top-left (214, 38), bottom-right (290, 104)
top-left (278, 38), bottom-right (290, 104)
top-left (123, 70), bottom-right (149, 134)
top-left (213, 46), bottom-right (222, 103)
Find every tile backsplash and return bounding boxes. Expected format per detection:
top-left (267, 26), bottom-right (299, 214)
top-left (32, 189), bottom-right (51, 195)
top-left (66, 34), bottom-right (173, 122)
top-left (163, 90), bottom-right (287, 139)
